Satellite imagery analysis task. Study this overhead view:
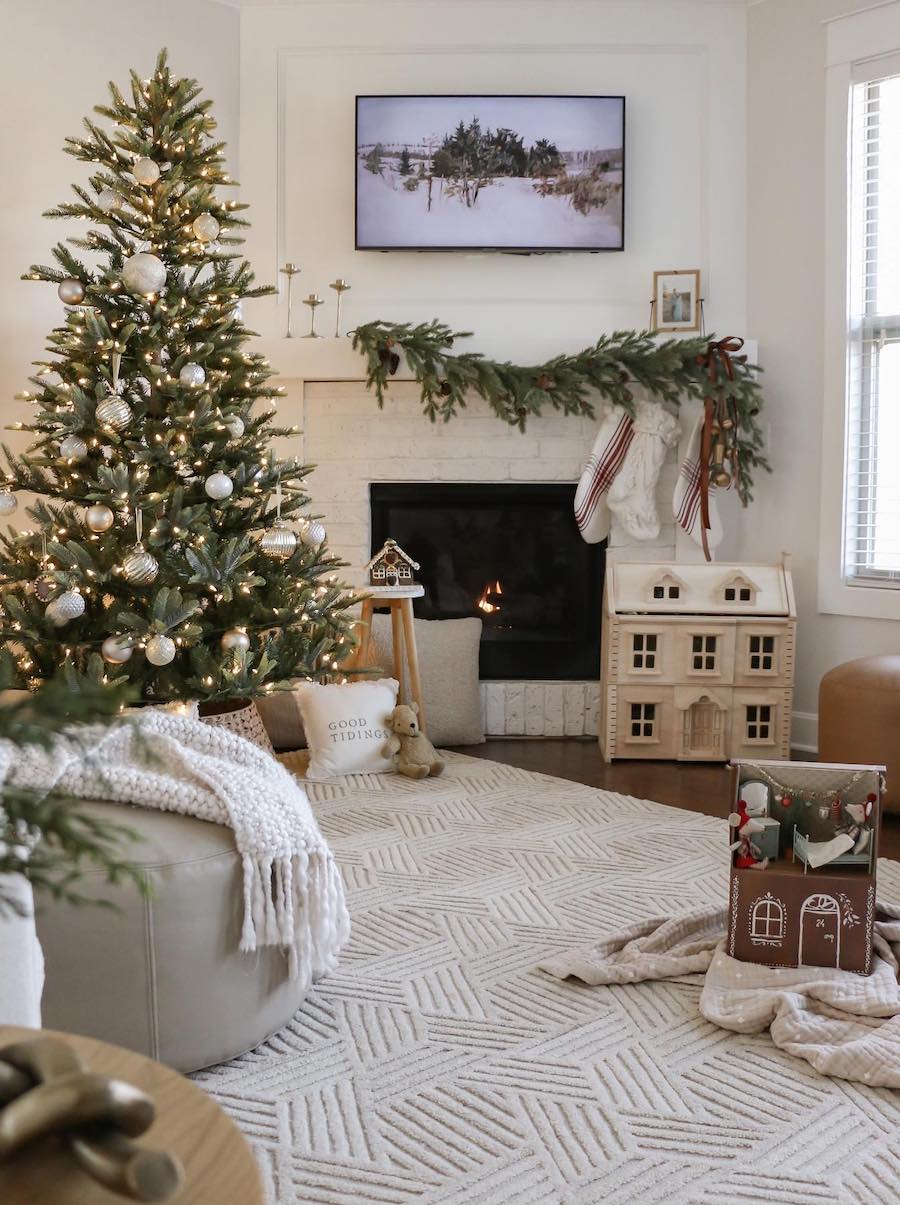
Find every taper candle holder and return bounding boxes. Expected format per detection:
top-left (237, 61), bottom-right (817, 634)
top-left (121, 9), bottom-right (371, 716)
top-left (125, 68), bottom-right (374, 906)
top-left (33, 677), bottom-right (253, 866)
top-left (302, 293), bottom-right (324, 339)
top-left (329, 278), bottom-right (351, 338)
top-left (279, 263), bottom-right (301, 338)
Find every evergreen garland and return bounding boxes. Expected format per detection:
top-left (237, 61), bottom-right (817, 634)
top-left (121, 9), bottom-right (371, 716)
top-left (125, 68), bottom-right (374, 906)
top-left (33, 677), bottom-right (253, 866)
top-left (351, 320), bottom-right (770, 503)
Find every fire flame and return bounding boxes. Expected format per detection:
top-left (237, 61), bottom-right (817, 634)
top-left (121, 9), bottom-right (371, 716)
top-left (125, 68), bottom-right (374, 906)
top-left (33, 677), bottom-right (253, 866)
top-left (476, 579), bottom-right (503, 615)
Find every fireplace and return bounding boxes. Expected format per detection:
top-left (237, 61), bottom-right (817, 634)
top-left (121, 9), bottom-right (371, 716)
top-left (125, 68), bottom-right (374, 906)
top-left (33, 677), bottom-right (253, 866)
top-left (370, 483), bottom-right (604, 680)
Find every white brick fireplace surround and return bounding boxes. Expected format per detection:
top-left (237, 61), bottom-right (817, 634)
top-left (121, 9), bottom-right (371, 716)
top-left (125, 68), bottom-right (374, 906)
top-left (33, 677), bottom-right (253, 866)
top-left (279, 375), bottom-right (701, 738)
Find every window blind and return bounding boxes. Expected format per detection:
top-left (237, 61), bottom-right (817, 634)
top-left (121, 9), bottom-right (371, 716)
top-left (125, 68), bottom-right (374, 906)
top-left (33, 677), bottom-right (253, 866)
top-left (845, 68), bottom-right (900, 586)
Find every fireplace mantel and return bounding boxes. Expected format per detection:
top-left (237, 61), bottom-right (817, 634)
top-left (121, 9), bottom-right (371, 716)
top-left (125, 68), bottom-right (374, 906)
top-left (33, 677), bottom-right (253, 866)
top-left (250, 335), bottom-right (414, 382)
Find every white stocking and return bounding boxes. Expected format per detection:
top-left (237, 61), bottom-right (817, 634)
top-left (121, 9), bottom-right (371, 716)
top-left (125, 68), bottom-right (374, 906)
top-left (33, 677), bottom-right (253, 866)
top-left (606, 399), bottom-right (681, 541)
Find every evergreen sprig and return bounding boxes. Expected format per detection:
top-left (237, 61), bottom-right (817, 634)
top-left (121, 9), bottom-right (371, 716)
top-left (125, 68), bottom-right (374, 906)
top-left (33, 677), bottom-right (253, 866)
top-left (351, 319), bottom-right (770, 503)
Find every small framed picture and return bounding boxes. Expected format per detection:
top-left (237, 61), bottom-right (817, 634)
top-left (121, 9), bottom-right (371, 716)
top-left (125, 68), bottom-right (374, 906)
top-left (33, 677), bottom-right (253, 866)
top-left (652, 269), bottom-right (701, 332)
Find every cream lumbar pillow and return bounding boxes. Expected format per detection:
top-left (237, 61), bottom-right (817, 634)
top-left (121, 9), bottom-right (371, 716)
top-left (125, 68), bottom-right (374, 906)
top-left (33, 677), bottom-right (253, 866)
top-left (295, 679), bottom-right (399, 779)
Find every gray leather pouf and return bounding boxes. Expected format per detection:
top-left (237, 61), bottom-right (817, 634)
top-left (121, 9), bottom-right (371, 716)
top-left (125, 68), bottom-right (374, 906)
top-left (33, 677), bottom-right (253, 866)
top-left (36, 801), bottom-right (307, 1072)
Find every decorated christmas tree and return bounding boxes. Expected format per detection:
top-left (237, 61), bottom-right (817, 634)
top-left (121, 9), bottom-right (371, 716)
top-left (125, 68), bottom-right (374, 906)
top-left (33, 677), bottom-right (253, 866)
top-left (0, 49), bottom-right (357, 703)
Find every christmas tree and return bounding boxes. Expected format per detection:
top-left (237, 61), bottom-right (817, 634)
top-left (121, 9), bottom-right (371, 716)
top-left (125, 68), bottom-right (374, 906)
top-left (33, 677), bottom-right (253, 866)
top-left (0, 49), bottom-right (357, 703)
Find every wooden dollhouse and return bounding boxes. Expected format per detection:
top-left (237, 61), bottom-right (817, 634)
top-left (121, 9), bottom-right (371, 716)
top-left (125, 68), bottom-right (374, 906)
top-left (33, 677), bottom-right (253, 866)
top-left (599, 557), bottom-right (796, 762)
top-left (364, 539), bottom-right (420, 588)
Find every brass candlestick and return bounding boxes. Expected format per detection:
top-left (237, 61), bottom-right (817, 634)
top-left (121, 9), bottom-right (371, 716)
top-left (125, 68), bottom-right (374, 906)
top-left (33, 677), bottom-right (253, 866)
top-left (329, 278), bottom-right (351, 338)
top-left (279, 263), bottom-right (301, 338)
top-left (302, 293), bottom-right (324, 339)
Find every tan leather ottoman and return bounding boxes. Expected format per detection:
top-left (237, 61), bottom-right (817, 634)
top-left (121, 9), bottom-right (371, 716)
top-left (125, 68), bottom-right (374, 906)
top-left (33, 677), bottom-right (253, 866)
top-left (35, 802), bottom-right (308, 1072)
top-left (818, 654), bottom-right (900, 813)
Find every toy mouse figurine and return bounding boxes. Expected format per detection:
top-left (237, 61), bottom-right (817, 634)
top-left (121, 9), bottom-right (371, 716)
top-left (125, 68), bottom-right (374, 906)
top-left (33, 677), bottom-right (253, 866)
top-left (728, 800), bottom-right (769, 870)
top-left (839, 793), bottom-right (876, 856)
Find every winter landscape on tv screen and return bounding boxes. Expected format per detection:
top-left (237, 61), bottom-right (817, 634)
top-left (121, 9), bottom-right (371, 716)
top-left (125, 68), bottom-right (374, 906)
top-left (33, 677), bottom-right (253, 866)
top-left (355, 95), bottom-right (625, 251)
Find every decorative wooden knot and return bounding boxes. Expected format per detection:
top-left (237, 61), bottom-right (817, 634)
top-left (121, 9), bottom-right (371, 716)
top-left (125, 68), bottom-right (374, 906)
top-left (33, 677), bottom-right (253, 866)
top-left (0, 1036), bottom-right (184, 1202)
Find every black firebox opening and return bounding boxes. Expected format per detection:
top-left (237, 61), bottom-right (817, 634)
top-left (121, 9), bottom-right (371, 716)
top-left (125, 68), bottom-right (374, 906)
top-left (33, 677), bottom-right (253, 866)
top-left (370, 483), bottom-right (604, 680)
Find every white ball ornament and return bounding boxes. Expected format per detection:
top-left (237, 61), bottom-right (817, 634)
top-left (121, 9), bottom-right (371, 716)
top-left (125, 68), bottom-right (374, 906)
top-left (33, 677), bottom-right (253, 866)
top-left (0, 492), bottom-right (17, 517)
top-left (95, 396), bottom-right (132, 432)
top-left (146, 634), bottom-right (176, 666)
top-left (102, 635), bottom-right (133, 665)
top-left (57, 278), bottom-right (85, 305)
top-left (59, 435), bottom-right (88, 462)
top-left (121, 252), bottom-right (166, 296)
top-left (301, 520), bottom-right (326, 548)
top-left (205, 472), bottom-right (234, 501)
top-left (48, 589), bottom-right (85, 626)
top-left (221, 628), bottom-right (250, 654)
top-left (179, 362), bottom-right (206, 388)
top-left (225, 416), bottom-right (244, 439)
top-left (97, 188), bottom-right (122, 213)
top-left (132, 156), bottom-right (161, 186)
top-left (84, 504), bottom-right (114, 533)
top-left (192, 213), bottom-right (220, 242)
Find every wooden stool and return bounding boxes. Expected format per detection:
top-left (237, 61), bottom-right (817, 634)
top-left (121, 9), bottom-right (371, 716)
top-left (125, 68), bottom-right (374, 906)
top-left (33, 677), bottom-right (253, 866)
top-left (0, 1025), bottom-right (263, 1204)
top-left (356, 584), bottom-right (427, 732)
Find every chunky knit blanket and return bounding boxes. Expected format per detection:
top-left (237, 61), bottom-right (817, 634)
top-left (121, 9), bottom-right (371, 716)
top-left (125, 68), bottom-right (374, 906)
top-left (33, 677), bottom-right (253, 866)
top-left (1, 712), bottom-right (350, 982)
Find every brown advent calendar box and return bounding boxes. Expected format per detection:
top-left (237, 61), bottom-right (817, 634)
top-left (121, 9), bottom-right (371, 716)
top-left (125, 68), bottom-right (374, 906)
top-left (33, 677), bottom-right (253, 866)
top-left (727, 758), bottom-right (884, 975)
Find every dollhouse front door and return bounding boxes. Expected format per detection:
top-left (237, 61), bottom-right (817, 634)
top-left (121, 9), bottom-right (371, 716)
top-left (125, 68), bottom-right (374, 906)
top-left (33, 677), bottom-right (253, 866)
top-left (798, 894), bottom-right (841, 968)
top-left (682, 699), bottom-right (723, 756)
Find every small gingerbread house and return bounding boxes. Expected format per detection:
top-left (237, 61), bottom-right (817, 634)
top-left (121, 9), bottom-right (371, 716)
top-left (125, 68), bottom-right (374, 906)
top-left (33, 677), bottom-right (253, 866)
top-left (365, 539), bottom-right (419, 587)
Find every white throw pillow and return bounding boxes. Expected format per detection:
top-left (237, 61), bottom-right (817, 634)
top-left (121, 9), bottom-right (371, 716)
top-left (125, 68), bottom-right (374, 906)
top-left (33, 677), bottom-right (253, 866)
top-left (295, 679), bottom-right (399, 779)
top-left (370, 614), bottom-right (484, 747)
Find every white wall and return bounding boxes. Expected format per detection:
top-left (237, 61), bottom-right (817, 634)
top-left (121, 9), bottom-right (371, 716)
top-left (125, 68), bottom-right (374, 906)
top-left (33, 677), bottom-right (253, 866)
top-left (745, 0), bottom-right (900, 747)
top-left (0, 0), bottom-right (240, 465)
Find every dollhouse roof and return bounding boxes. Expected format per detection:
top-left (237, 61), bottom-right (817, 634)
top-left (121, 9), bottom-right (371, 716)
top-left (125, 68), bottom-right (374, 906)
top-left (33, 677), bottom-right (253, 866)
top-left (605, 559), bottom-right (795, 617)
top-left (364, 539), bottom-right (420, 573)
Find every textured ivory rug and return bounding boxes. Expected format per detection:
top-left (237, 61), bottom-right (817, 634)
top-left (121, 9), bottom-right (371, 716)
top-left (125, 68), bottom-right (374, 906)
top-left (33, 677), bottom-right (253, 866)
top-left (194, 755), bottom-right (900, 1205)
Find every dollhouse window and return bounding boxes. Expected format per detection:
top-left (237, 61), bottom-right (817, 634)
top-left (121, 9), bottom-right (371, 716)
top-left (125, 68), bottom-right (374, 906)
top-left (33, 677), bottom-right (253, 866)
top-left (652, 585), bottom-right (664, 599)
top-left (750, 896), bottom-right (784, 941)
top-left (746, 704), bottom-right (773, 741)
top-left (631, 633), bottom-right (658, 670)
top-left (667, 585), bottom-right (680, 599)
top-left (749, 635), bottom-right (775, 672)
top-left (629, 702), bottom-right (656, 739)
top-left (721, 575), bottom-right (758, 605)
top-left (691, 635), bottom-right (718, 671)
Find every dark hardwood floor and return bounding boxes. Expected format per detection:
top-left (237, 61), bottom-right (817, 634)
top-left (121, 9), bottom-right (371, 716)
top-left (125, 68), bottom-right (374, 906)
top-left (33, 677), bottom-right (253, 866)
top-left (450, 738), bottom-right (900, 860)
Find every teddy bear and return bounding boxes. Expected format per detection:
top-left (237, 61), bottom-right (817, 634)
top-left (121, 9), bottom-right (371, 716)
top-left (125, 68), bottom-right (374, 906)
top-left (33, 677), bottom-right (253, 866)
top-left (383, 703), bottom-right (445, 780)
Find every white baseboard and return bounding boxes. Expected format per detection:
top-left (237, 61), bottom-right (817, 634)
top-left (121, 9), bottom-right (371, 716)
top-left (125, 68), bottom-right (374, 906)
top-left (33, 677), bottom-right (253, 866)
top-left (791, 710), bottom-right (818, 754)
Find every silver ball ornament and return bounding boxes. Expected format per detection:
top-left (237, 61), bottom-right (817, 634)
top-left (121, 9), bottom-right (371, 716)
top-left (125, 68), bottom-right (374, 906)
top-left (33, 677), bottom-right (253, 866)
top-left (145, 634), bottom-right (176, 666)
top-left (192, 213), bottom-right (220, 242)
top-left (259, 523), bottom-right (297, 560)
top-left (221, 628), bottom-right (251, 654)
top-left (122, 543), bottom-right (159, 586)
top-left (97, 188), bottom-right (122, 213)
top-left (59, 435), bottom-right (88, 462)
top-left (48, 589), bottom-right (85, 626)
top-left (301, 520), bottom-right (326, 548)
top-left (225, 416), bottom-right (244, 439)
top-left (179, 362), bottom-right (206, 388)
top-left (121, 252), bottom-right (166, 296)
top-left (0, 492), bottom-right (17, 517)
top-left (96, 396), bottom-right (132, 431)
top-left (132, 156), bottom-right (161, 186)
top-left (205, 472), bottom-right (234, 501)
top-left (57, 278), bottom-right (85, 305)
top-left (102, 635), bottom-right (133, 665)
top-left (84, 504), bottom-right (114, 533)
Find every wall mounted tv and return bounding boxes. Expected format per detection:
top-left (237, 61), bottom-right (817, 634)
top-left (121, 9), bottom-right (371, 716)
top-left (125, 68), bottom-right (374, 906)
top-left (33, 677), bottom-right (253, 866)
top-left (355, 95), bottom-right (625, 252)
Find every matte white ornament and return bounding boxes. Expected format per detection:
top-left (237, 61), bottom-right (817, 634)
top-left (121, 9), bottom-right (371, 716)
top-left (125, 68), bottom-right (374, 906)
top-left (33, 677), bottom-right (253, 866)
top-left (204, 472), bottom-right (233, 501)
top-left (48, 589), bottom-right (85, 626)
top-left (84, 504), bottom-right (114, 533)
top-left (57, 278), bottom-right (85, 305)
top-left (145, 634), bottom-right (176, 666)
top-left (59, 435), bottom-right (88, 462)
top-left (220, 628), bottom-right (250, 654)
top-left (97, 188), bottom-right (122, 213)
top-left (0, 492), bottom-right (17, 517)
top-left (301, 520), bottom-right (326, 548)
top-left (225, 416), bottom-right (244, 439)
top-left (132, 156), bottom-right (161, 186)
top-left (259, 522), bottom-right (297, 560)
top-left (121, 252), bottom-right (166, 296)
top-left (179, 362), bottom-right (206, 387)
top-left (95, 396), bottom-right (132, 431)
top-left (101, 635), bottom-right (133, 664)
top-left (192, 212), bottom-right (220, 242)
top-left (122, 543), bottom-right (159, 586)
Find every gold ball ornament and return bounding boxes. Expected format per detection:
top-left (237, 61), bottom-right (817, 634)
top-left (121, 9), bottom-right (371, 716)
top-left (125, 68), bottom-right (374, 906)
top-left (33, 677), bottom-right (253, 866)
top-left (713, 466), bottom-right (732, 488)
top-left (259, 522), bottom-right (297, 560)
top-left (95, 396), bottom-right (132, 432)
top-left (300, 520), bottom-right (326, 548)
top-left (121, 252), bottom-right (166, 296)
top-left (84, 504), bottom-right (114, 533)
top-left (179, 362), bottom-right (206, 388)
top-left (57, 278), bottom-right (85, 305)
top-left (204, 472), bottom-right (233, 501)
top-left (132, 156), bottom-right (161, 186)
top-left (122, 543), bottom-right (159, 586)
top-left (59, 434), bottom-right (88, 462)
top-left (145, 634), bottom-right (176, 666)
top-left (101, 635), bottom-right (133, 664)
top-left (192, 212), bottom-right (220, 242)
top-left (47, 589), bottom-right (85, 626)
top-left (0, 491), bottom-right (17, 517)
top-left (220, 628), bottom-right (251, 654)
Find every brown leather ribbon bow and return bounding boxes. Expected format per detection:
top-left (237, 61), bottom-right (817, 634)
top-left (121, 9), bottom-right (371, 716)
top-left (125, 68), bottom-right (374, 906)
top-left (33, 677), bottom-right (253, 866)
top-left (696, 337), bottom-right (745, 561)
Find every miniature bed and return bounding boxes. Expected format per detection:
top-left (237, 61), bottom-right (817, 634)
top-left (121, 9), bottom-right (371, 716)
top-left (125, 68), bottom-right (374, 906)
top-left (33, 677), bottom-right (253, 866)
top-left (791, 824), bottom-right (874, 874)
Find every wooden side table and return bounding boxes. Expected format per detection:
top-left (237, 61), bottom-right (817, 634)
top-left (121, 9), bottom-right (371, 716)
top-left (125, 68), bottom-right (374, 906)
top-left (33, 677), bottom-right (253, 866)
top-left (355, 584), bottom-right (428, 732)
top-left (0, 1025), bottom-right (263, 1205)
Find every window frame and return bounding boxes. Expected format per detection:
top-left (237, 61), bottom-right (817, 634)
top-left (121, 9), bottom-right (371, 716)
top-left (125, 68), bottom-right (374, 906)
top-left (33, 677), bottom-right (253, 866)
top-left (625, 700), bottom-right (659, 744)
